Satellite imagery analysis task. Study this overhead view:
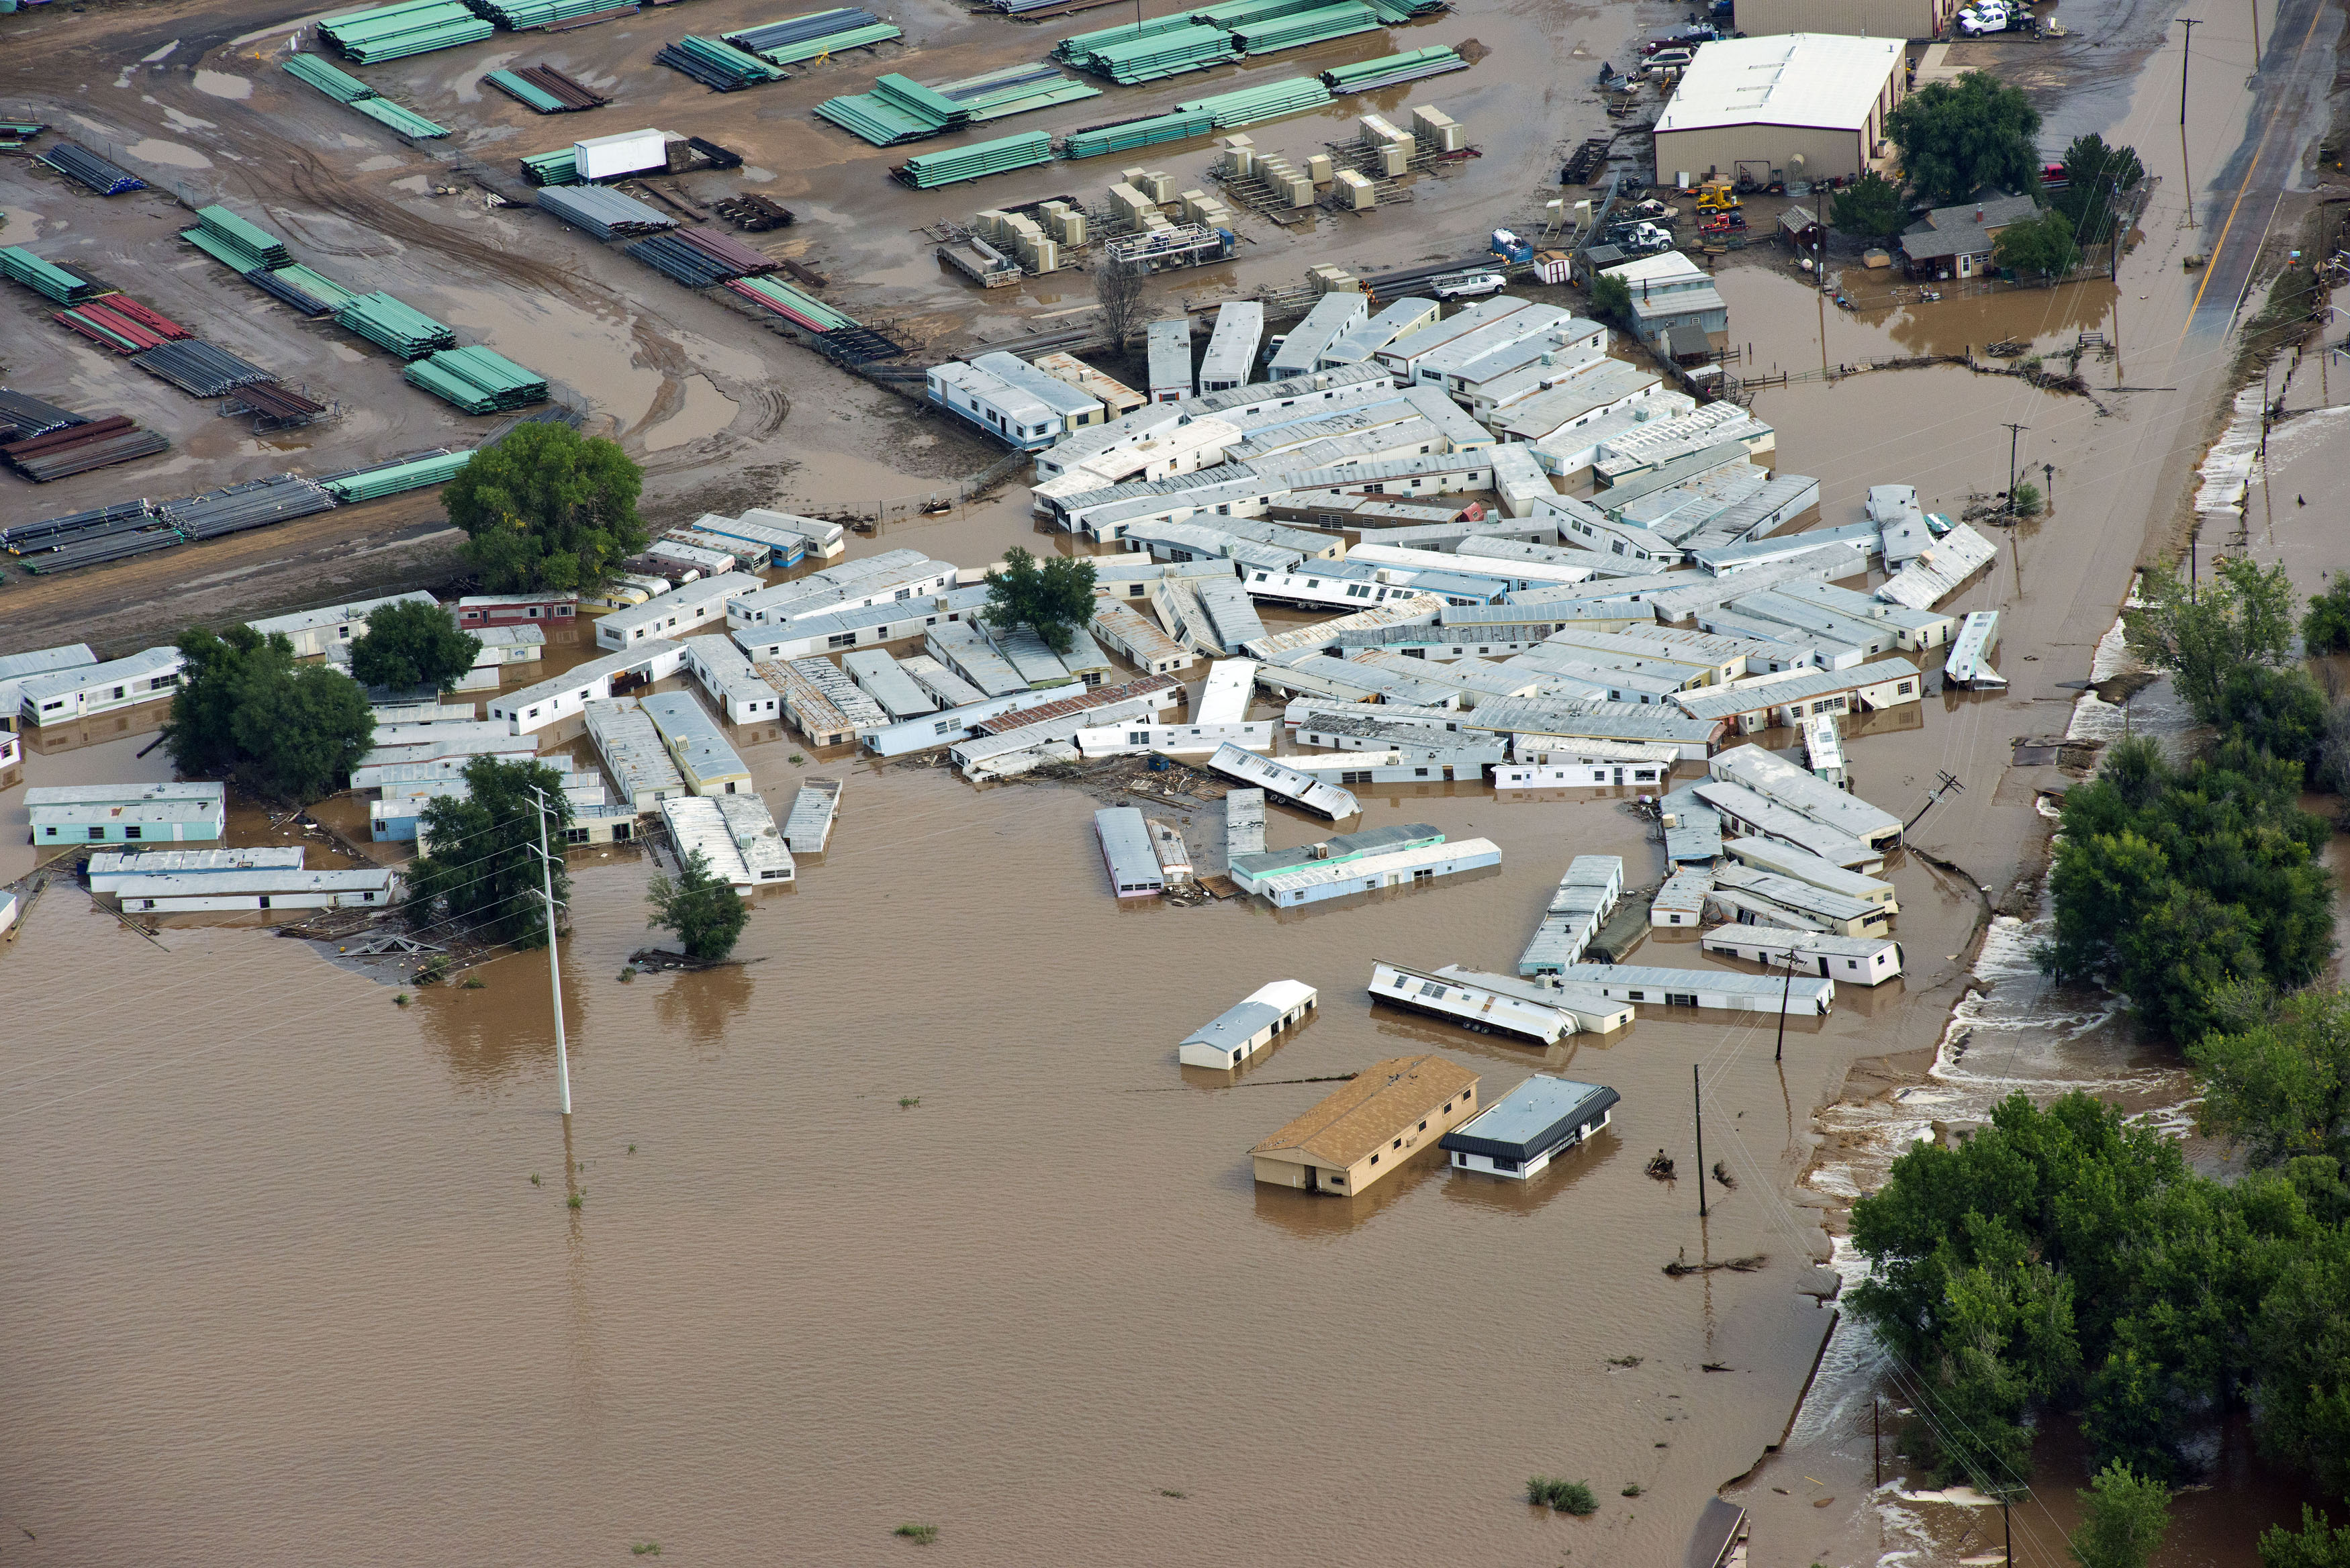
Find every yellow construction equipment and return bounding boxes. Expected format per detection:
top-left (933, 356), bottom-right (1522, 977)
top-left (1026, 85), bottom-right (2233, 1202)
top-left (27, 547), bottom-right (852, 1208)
top-left (1695, 185), bottom-right (1740, 213)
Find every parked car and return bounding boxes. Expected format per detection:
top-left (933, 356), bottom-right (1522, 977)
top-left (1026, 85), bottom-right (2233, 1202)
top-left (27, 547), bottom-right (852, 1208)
top-left (1429, 269), bottom-right (1507, 299)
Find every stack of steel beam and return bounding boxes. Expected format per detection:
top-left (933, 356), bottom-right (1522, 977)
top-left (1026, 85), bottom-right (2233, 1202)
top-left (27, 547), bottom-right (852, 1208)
top-left (1, 415), bottom-right (171, 482)
top-left (1053, 14), bottom-right (1196, 64)
top-left (483, 63), bottom-right (609, 110)
top-left (1078, 23), bottom-right (1239, 83)
top-left (656, 35), bottom-right (787, 90)
top-left (336, 293), bottom-right (457, 358)
top-left (228, 382), bottom-right (331, 426)
top-left (317, 0), bottom-right (493, 62)
top-left (1, 500), bottom-right (153, 554)
top-left (891, 130), bottom-right (1055, 188)
top-left (722, 7), bottom-right (900, 64)
top-left (626, 230), bottom-right (766, 287)
top-left (159, 475), bottom-right (337, 540)
top-left (1226, 1), bottom-right (1379, 54)
top-left (816, 72), bottom-right (970, 145)
top-left (536, 184), bottom-right (675, 237)
top-left (0, 246), bottom-right (101, 303)
top-left (15, 509), bottom-right (182, 573)
top-left (1318, 44), bottom-right (1466, 90)
top-left (350, 97), bottom-right (452, 137)
top-left (1172, 75), bottom-right (1332, 126)
top-left (283, 52), bottom-right (377, 100)
top-left (726, 274), bottom-right (857, 331)
top-left (322, 448), bottom-right (476, 502)
top-left (130, 340), bottom-right (277, 397)
top-left (38, 142), bottom-right (147, 195)
top-left (247, 263), bottom-right (356, 316)
top-left (403, 346), bottom-right (548, 411)
top-left (468, 0), bottom-right (634, 25)
top-left (53, 298), bottom-right (187, 354)
top-left (1062, 108), bottom-right (1215, 158)
top-left (1364, 0), bottom-right (1446, 19)
top-left (0, 390), bottom-right (85, 442)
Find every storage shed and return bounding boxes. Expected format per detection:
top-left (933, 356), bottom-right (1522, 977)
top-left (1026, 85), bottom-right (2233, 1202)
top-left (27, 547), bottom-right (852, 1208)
top-left (1178, 979), bottom-right (1317, 1069)
top-left (1442, 1074), bottom-right (1620, 1180)
top-left (1250, 1052), bottom-right (1480, 1195)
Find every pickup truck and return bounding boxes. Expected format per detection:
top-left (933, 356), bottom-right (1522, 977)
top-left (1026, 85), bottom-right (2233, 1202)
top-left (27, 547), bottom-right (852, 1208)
top-left (1429, 269), bottom-right (1507, 300)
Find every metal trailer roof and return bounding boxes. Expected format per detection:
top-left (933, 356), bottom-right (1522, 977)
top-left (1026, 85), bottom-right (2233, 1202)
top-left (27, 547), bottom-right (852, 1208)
top-left (1693, 779), bottom-right (1877, 869)
top-left (970, 350), bottom-right (1104, 424)
top-left (247, 590), bottom-right (437, 644)
top-left (953, 693), bottom-right (1164, 770)
top-left (599, 575), bottom-right (750, 647)
top-left (1641, 544), bottom-right (1875, 622)
top-left (1224, 786), bottom-right (1266, 859)
top-left (1268, 291), bottom-right (1370, 381)
top-left (584, 699), bottom-right (687, 805)
top-left (107, 867), bottom-right (399, 899)
top-left (1701, 925), bottom-right (1903, 983)
top-left (15, 646), bottom-right (185, 716)
top-left (1196, 578), bottom-right (1269, 651)
top-left (898, 652), bottom-right (988, 707)
top-left (1662, 789), bottom-right (1724, 863)
top-left (1670, 656), bottom-right (1920, 724)
top-left (684, 634), bottom-right (777, 722)
top-left (1725, 590), bottom-right (1895, 656)
top-left (1206, 742), bottom-right (1358, 819)
top-left (1375, 297), bottom-right (1542, 375)
top-left (1803, 714), bottom-right (1846, 779)
top-left (788, 657), bottom-right (889, 730)
top-left (988, 624), bottom-right (1076, 687)
top-left (716, 792), bottom-right (796, 883)
top-left (784, 778), bottom-right (843, 852)
top-left (87, 846), bottom-right (306, 887)
top-left (928, 620), bottom-right (1029, 697)
top-left (1709, 743), bottom-right (1901, 845)
top-left (1611, 460), bottom-right (1772, 540)
top-left (1692, 520), bottom-right (1880, 577)
top-left (1196, 301), bottom-right (1265, 390)
top-left (658, 796), bottom-right (772, 890)
top-left (1773, 580), bottom-right (1958, 644)
top-left (1090, 600), bottom-right (1194, 673)
top-left (1877, 523), bottom-right (1997, 609)
top-left (1258, 837), bottom-right (1499, 901)
top-left (1194, 658), bottom-right (1258, 725)
top-left (1403, 305), bottom-right (1581, 387)
top-left (841, 649), bottom-right (940, 718)
top-left (1239, 593), bottom-right (1443, 660)
top-left (1180, 979), bottom-right (1317, 1065)
top-left (1651, 867), bottom-right (1713, 923)
top-left (639, 690), bottom-right (751, 792)
top-left (1553, 961), bottom-right (1835, 1014)
top-left (1145, 318), bottom-right (1194, 399)
top-left (1059, 621), bottom-right (1115, 685)
top-left (1095, 806), bottom-right (1164, 894)
top-left (1230, 822), bottom-right (1445, 889)
top-left (1441, 1073), bottom-right (1621, 1162)
top-left (1464, 695), bottom-right (1722, 750)
top-left (968, 673), bottom-right (1181, 735)
top-left (1370, 960), bottom-right (1578, 1046)
top-left (728, 547), bottom-right (937, 624)
top-left (0, 644), bottom-right (98, 712)
top-left (1712, 861), bottom-right (1883, 925)
top-left (1319, 295), bottom-right (1438, 367)
top-left (1945, 610), bottom-right (2004, 687)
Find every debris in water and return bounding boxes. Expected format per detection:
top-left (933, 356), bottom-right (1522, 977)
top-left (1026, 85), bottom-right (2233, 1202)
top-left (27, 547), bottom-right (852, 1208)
top-left (1646, 1149), bottom-right (1676, 1180)
top-left (1662, 1255), bottom-right (1769, 1277)
top-left (1711, 1161), bottom-right (1737, 1190)
top-left (1701, 1361), bottom-right (1731, 1372)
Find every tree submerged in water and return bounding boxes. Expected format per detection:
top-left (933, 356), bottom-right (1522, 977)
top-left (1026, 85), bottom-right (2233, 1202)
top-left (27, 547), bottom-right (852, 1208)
top-left (646, 846), bottom-right (748, 961)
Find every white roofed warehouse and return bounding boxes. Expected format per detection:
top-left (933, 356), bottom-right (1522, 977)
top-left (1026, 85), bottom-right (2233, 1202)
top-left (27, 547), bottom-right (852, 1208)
top-left (1650, 34), bottom-right (1908, 186)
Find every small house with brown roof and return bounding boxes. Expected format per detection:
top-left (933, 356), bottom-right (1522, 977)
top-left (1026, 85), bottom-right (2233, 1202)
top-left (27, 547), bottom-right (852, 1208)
top-left (1250, 1054), bottom-right (1482, 1195)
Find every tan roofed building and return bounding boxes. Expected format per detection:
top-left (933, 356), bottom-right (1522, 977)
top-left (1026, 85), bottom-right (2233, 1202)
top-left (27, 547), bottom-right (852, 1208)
top-left (1251, 1054), bottom-right (1481, 1195)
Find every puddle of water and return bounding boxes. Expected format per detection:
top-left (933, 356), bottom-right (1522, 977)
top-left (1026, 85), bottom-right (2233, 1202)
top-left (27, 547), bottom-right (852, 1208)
top-left (640, 373), bottom-right (739, 452)
top-left (191, 70), bottom-right (252, 101)
top-left (430, 285), bottom-right (663, 430)
top-left (139, 40), bottom-right (179, 62)
top-left (122, 139), bottom-right (212, 170)
top-left (357, 154), bottom-right (405, 173)
top-left (162, 107), bottom-right (218, 134)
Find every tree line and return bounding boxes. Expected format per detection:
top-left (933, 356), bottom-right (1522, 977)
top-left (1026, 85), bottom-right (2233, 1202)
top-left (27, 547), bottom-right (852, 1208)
top-left (1850, 557), bottom-right (2350, 1567)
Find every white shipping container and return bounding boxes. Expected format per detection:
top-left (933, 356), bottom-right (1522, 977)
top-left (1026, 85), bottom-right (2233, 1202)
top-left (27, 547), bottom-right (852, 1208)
top-left (574, 128), bottom-right (668, 182)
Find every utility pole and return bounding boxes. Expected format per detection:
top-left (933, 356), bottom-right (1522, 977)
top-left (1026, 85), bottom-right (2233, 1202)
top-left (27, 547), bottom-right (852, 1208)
top-left (2004, 1491), bottom-right (2014, 1568)
top-left (2000, 421), bottom-right (2029, 514)
top-left (1873, 1398), bottom-right (1881, 1485)
top-left (2108, 175), bottom-right (2123, 280)
top-left (532, 785), bottom-right (573, 1117)
top-left (1774, 953), bottom-right (1795, 1063)
top-left (1693, 1063), bottom-right (1707, 1218)
top-left (2042, 460), bottom-right (2055, 512)
top-left (2178, 17), bottom-right (2202, 124)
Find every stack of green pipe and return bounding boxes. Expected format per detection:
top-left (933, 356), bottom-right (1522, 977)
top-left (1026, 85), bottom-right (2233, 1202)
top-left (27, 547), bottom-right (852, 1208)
top-left (283, 54), bottom-right (376, 101)
top-left (1053, 13), bottom-right (1193, 64)
top-left (729, 274), bottom-right (855, 330)
top-left (894, 130), bottom-right (1053, 188)
top-left (661, 36), bottom-right (787, 87)
top-left (336, 291), bottom-right (457, 357)
top-left (1084, 23), bottom-right (1239, 83)
top-left (748, 21), bottom-right (900, 64)
top-left (816, 72), bottom-right (968, 145)
top-left (322, 448), bottom-right (475, 501)
top-left (1173, 75), bottom-right (1332, 127)
top-left (520, 148), bottom-right (579, 184)
top-left (1227, 1), bottom-right (1379, 54)
top-left (1188, 0), bottom-right (1323, 27)
top-left (1365, 0), bottom-right (1444, 17)
top-left (318, 0), bottom-right (493, 61)
top-left (483, 69), bottom-right (566, 111)
top-left (1319, 44), bottom-right (1465, 90)
top-left (403, 346), bottom-right (548, 411)
top-left (179, 206), bottom-right (293, 273)
top-left (1062, 108), bottom-right (1214, 159)
top-left (271, 264), bottom-right (357, 310)
top-left (350, 97), bottom-right (451, 136)
top-left (0, 246), bottom-right (99, 303)
top-left (469, 0), bottom-right (635, 23)
top-left (945, 63), bottom-right (1101, 124)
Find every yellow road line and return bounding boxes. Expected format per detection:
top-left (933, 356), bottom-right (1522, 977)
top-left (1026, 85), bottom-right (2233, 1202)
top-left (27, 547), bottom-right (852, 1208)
top-left (2181, 0), bottom-right (2331, 332)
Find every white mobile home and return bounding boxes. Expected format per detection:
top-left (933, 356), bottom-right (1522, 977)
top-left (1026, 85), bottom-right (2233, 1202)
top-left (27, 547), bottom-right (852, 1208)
top-left (110, 867), bottom-right (401, 914)
top-left (1711, 861), bottom-right (1891, 935)
top-left (583, 698), bottom-right (688, 812)
top-left (1203, 742), bottom-right (1360, 821)
top-left (1701, 926), bottom-right (1904, 985)
top-left (1553, 961), bottom-right (1834, 1016)
top-left (1090, 601), bottom-right (1198, 677)
top-left (0, 642), bottom-right (98, 724)
top-left (28, 782), bottom-right (225, 845)
top-left (659, 793), bottom-right (794, 890)
top-left (1146, 317), bottom-right (1194, 402)
top-left (15, 646), bottom-right (185, 726)
top-left (639, 691), bottom-right (753, 796)
top-left (1179, 979), bottom-right (1318, 1068)
top-left (1096, 806), bottom-right (1165, 898)
top-left (248, 592), bottom-right (438, 658)
top-left (1369, 960), bottom-right (1587, 1046)
top-left (1709, 744), bottom-right (1902, 847)
top-left (489, 640), bottom-right (688, 736)
top-left (1693, 779), bottom-right (1882, 871)
top-left (87, 846), bottom-right (306, 894)
top-left (684, 634), bottom-right (784, 725)
top-left (1652, 867), bottom-right (1714, 926)
top-left (1944, 610), bottom-right (2004, 688)
top-left (1196, 301), bottom-right (1265, 393)
top-left (784, 778), bottom-right (842, 853)
top-left (596, 576), bottom-right (751, 650)
top-left (841, 650), bottom-right (941, 720)
top-left (1256, 838), bottom-right (1500, 907)
top-left (1441, 1073), bottom-right (1621, 1180)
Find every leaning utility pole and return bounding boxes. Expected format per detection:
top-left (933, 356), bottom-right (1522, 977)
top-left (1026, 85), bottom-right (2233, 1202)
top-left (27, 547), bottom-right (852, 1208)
top-left (1774, 952), bottom-right (1796, 1063)
top-left (1693, 1064), bottom-right (1707, 1219)
top-left (2178, 17), bottom-right (2202, 124)
top-left (532, 785), bottom-right (573, 1117)
top-left (2000, 422), bottom-right (2030, 514)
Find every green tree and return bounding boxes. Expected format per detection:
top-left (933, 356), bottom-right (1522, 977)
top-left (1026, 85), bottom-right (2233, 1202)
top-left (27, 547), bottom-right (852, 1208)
top-left (348, 599), bottom-right (481, 693)
top-left (982, 546), bottom-right (1098, 655)
top-left (1590, 271), bottom-right (1633, 324)
top-left (2012, 481), bottom-right (2044, 518)
top-left (2302, 576), bottom-right (2350, 654)
top-left (2053, 134), bottom-right (2145, 244)
top-left (442, 424), bottom-right (648, 594)
top-left (1885, 70), bottom-right (2042, 206)
top-left (2124, 556), bottom-right (2300, 725)
top-left (164, 624), bottom-right (374, 802)
top-left (2069, 1463), bottom-right (2171, 1568)
top-left (2263, 1503), bottom-right (2350, 1568)
top-left (2215, 663), bottom-right (2328, 761)
top-left (646, 846), bottom-right (749, 961)
top-left (1830, 170), bottom-right (1910, 240)
top-left (2190, 986), bottom-right (2350, 1178)
top-left (404, 755), bottom-right (573, 947)
top-left (1993, 208), bottom-right (2081, 278)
